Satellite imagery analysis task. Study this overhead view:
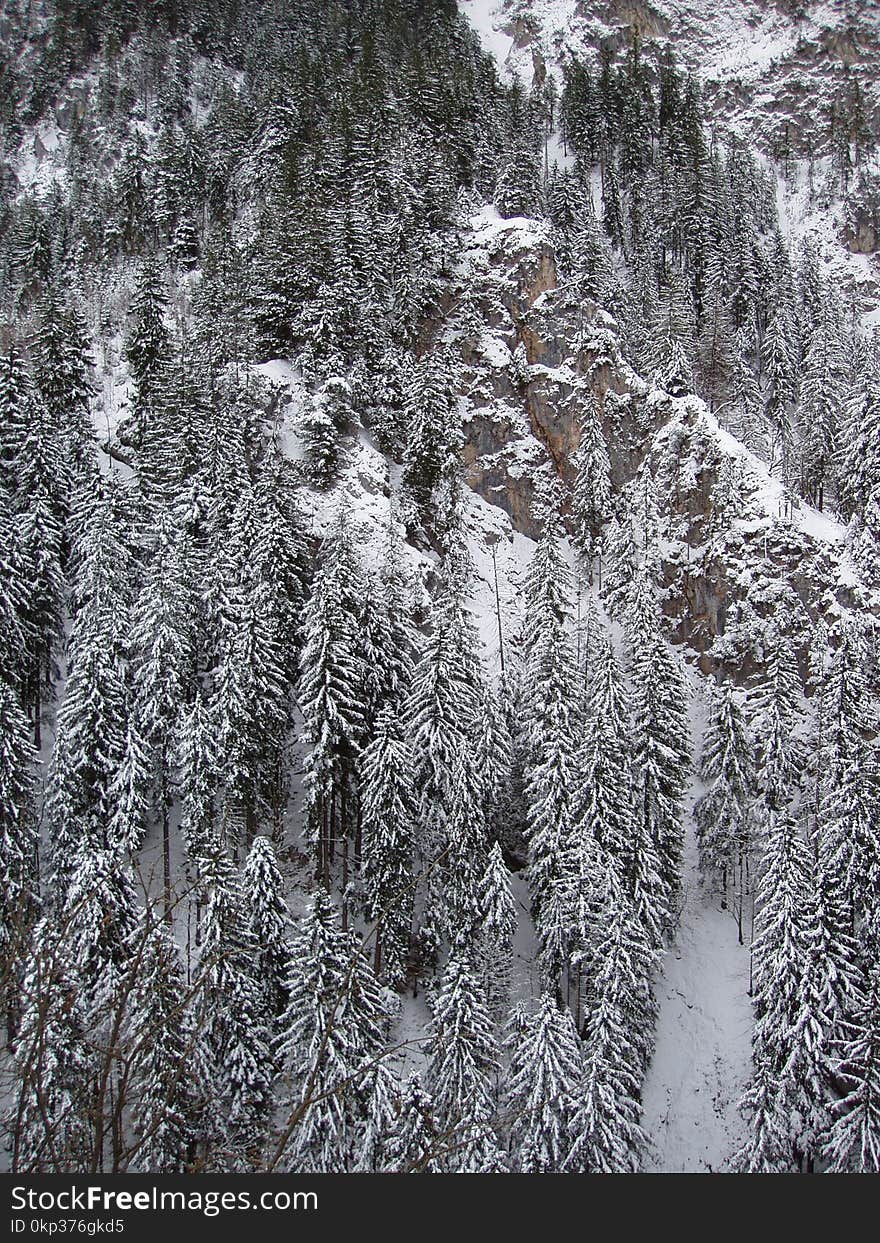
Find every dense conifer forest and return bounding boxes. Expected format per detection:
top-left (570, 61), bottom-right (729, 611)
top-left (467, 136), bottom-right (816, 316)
top-left (1, 0), bottom-right (879, 1174)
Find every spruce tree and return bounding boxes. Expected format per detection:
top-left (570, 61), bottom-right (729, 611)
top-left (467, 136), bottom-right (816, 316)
top-left (359, 706), bottom-right (415, 989)
top-left (12, 918), bottom-right (93, 1173)
top-left (425, 946), bottom-right (505, 1173)
top-left (0, 682), bottom-right (39, 1041)
top-left (275, 889), bottom-right (388, 1173)
top-left (572, 393), bottom-right (612, 572)
top-left (128, 921), bottom-right (203, 1173)
top-left (825, 961), bottom-right (880, 1173)
top-left (385, 1073), bottom-right (440, 1173)
top-left (196, 853), bottom-right (273, 1170)
top-left (241, 834), bottom-right (291, 1034)
top-left (694, 682), bottom-right (756, 929)
top-left (298, 513), bottom-right (366, 884)
top-left (748, 806), bottom-right (826, 1170)
top-left (565, 867), bottom-right (655, 1173)
top-left (478, 841), bottom-right (517, 1021)
top-left (504, 994), bottom-right (582, 1172)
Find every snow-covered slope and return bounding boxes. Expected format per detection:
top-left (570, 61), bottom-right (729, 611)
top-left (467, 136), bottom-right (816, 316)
top-left (463, 0), bottom-right (880, 137)
top-left (464, 0), bottom-right (880, 311)
top-left (459, 0), bottom-right (880, 1172)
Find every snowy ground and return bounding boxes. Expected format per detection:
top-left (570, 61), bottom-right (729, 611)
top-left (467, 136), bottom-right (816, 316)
top-left (637, 689), bottom-right (753, 1172)
top-left (641, 823), bottom-right (753, 1169)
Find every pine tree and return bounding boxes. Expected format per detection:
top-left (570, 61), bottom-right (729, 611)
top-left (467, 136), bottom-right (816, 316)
top-left (107, 716), bottom-right (153, 858)
top-left (124, 262), bottom-right (170, 442)
top-left (354, 1061), bottom-right (400, 1174)
top-left (298, 513), bottom-right (366, 884)
top-left (61, 846), bottom-right (139, 1022)
top-left (50, 476), bottom-right (134, 874)
top-left (196, 854), bottom-right (273, 1170)
top-left (748, 806), bottom-right (826, 1170)
top-left (176, 693), bottom-right (218, 871)
top-left (0, 349), bottom-right (30, 487)
top-left (128, 921), bottom-right (203, 1173)
top-left (571, 393), bottom-right (612, 572)
top-left (31, 289), bottom-right (94, 474)
top-left (565, 867), bottom-right (655, 1173)
top-left (12, 918), bottom-right (93, 1173)
top-left (733, 1053), bottom-right (797, 1173)
top-left (402, 348), bottom-right (461, 514)
top-left (407, 550), bottom-right (486, 950)
top-left (131, 511), bottom-right (194, 912)
top-left (799, 328), bottom-right (839, 510)
top-left (49, 596), bottom-right (128, 875)
top-left (763, 305), bottom-right (795, 483)
top-left (575, 629), bottom-right (633, 873)
top-left (385, 1073), bottom-right (440, 1173)
top-left (475, 682), bottom-right (514, 843)
top-left (494, 144), bottom-right (542, 219)
top-left (814, 625), bottom-right (880, 936)
top-left (298, 385), bottom-right (343, 490)
top-left (628, 575), bottom-right (690, 937)
top-left (356, 527), bottom-right (415, 739)
top-left (825, 961), bottom-right (880, 1173)
top-left (601, 510), bottom-right (640, 617)
top-left (755, 635), bottom-right (802, 810)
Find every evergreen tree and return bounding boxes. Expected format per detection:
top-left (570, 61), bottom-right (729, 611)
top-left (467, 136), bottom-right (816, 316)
top-left (298, 513), bottom-right (366, 884)
top-left (131, 511), bottom-right (194, 911)
top-left (755, 635), bottom-right (802, 810)
top-left (478, 841), bottom-right (517, 1021)
top-left (628, 575), bottom-right (690, 937)
top-left (124, 262), bottom-right (170, 440)
top-left (825, 961), bottom-right (880, 1173)
top-left (733, 1053), bottom-right (797, 1173)
top-left (504, 994), bottom-right (582, 1172)
top-left (426, 946), bottom-right (505, 1173)
top-left (748, 806), bottom-right (826, 1170)
top-left (694, 682), bottom-right (756, 928)
top-left (565, 867), bottom-right (655, 1173)
top-left (196, 854), bottom-right (273, 1170)
top-left (359, 706), bottom-right (415, 989)
top-left (355, 1061), bottom-right (399, 1174)
top-left (12, 918), bottom-right (93, 1173)
top-left (571, 393), bottom-right (612, 571)
top-left (385, 1073), bottom-right (440, 1173)
top-left (128, 921), bottom-right (203, 1173)
top-left (241, 834), bottom-right (291, 1033)
top-left (276, 889), bottom-right (388, 1173)
top-left (575, 629), bottom-right (633, 873)
top-left (0, 683), bottom-right (39, 1041)
top-left (31, 289), bottom-right (94, 474)
top-left (407, 551), bottom-right (486, 951)
top-left (402, 349), bottom-right (461, 514)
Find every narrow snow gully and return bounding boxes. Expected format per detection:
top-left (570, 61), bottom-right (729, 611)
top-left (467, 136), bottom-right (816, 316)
top-left (641, 720), bottom-right (754, 1171)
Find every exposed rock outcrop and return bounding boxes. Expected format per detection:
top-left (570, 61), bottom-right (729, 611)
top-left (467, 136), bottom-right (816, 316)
top-left (458, 208), bottom-right (878, 683)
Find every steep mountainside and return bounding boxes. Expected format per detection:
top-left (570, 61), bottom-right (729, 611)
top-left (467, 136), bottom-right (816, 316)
top-left (1, 0), bottom-right (880, 1178)
top-left (465, 0), bottom-right (880, 144)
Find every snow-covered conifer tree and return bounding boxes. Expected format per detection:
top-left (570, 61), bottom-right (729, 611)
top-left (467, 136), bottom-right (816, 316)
top-left (425, 946), bottom-right (505, 1173)
top-left (504, 994), bottom-right (582, 1172)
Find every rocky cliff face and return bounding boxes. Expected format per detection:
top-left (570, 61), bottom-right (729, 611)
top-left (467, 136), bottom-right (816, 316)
top-left (456, 205), bottom-right (879, 684)
top-left (480, 0), bottom-right (880, 150)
